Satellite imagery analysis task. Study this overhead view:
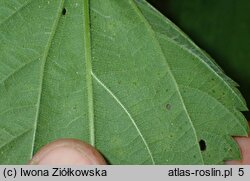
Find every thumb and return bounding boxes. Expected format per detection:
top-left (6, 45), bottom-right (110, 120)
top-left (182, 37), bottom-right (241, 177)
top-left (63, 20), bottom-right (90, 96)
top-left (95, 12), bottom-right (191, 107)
top-left (29, 139), bottom-right (106, 165)
top-left (226, 122), bottom-right (250, 165)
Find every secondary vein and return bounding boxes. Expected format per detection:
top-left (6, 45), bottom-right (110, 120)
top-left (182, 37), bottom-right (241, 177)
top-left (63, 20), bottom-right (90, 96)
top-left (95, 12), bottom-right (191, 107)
top-left (31, 0), bottom-right (65, 158)
top-left (91, 72), bottom-right (156, 164)
top-left (83, 0), bottom-right (95, 146)
top-left (130, 0), bottom-right (204, 164)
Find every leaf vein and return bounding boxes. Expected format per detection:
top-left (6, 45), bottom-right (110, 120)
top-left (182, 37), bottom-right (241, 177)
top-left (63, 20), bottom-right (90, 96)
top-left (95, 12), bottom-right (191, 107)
top-left (0, 56), bottom-right (40, 84)
top-left (0, 0), bottom-right (33, 27)
top-left (30, 0), bottom-right (65, 158)
top-left (83, 0), bottom-right (95, 146)
top-left (130, 0), bottom-right (204, 164)
top-left (91, 72), bottom-right (156, 164)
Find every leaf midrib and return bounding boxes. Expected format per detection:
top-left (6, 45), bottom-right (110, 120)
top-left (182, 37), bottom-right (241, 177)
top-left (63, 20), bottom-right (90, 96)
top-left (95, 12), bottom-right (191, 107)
top-left (83, 0), bottom-right (95, 146)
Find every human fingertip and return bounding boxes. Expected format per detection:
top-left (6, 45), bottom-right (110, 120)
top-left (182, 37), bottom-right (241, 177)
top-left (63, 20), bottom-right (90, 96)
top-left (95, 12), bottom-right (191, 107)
top-left (232, 136), bottom-right (250, 165)
top-left (225, 135), bottom-right (250, 165)
top-left (29, 138), bottom-right (107, 165)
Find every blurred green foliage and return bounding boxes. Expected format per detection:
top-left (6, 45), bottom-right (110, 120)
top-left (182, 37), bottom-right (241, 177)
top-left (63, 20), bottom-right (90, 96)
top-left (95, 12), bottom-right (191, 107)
top-left (147, 0), bottom-right (250, 111)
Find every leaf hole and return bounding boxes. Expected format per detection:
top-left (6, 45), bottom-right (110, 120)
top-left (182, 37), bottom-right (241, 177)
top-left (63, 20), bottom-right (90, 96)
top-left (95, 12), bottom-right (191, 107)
top-left (62, 8), bottom-right (67, 15)
top-left (166, 103), bottom-right (171, 110)
top-left (199, 139), bottom-right (206, 151)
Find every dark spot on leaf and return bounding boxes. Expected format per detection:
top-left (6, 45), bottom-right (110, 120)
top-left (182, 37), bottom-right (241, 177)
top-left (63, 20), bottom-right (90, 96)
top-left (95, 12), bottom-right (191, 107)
top-left (199, 139), bottom-right (206, 151)
top-left (62, 8), bottom-right (67, 15)
top-left (169, 134), bottom-right (173, 138)
top-left (212, 89), bottom-right (215, 93)
top-left (165, 89), bottom-right (169, 92)
top-left (166, 103), bottom-right (171, 110)
top-left (133, 81), bottom-right (137, 86)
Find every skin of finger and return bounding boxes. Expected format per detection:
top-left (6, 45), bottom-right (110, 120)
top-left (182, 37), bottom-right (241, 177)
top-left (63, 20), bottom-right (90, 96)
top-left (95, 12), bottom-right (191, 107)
top-left (226, 122), bottom-right (250, 165)
top-left (29, 139), bottom-right (107, 165)
top-left (29, 123), bottom-right (249, 165)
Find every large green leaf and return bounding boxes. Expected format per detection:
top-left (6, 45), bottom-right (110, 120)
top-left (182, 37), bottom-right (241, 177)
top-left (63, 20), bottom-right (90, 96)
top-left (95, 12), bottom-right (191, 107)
top-left (0, 0), bottom-right (248, 164)
top-left (148, 0), bottom-right (250, 107)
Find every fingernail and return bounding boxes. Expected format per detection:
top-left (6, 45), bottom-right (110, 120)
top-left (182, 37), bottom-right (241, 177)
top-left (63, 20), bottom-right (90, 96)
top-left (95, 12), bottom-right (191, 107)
top-left (29, 139), bottom-right (106, 165)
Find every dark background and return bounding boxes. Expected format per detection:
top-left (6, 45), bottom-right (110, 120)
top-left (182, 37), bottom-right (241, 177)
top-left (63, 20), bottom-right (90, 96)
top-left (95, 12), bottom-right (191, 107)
top-left (147, 0), bottom-right (250, 118)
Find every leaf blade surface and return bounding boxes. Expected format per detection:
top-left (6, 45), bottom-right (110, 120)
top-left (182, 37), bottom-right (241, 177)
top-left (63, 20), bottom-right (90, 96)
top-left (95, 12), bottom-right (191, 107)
top-left (0, 0), bottom-right (248, 164)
